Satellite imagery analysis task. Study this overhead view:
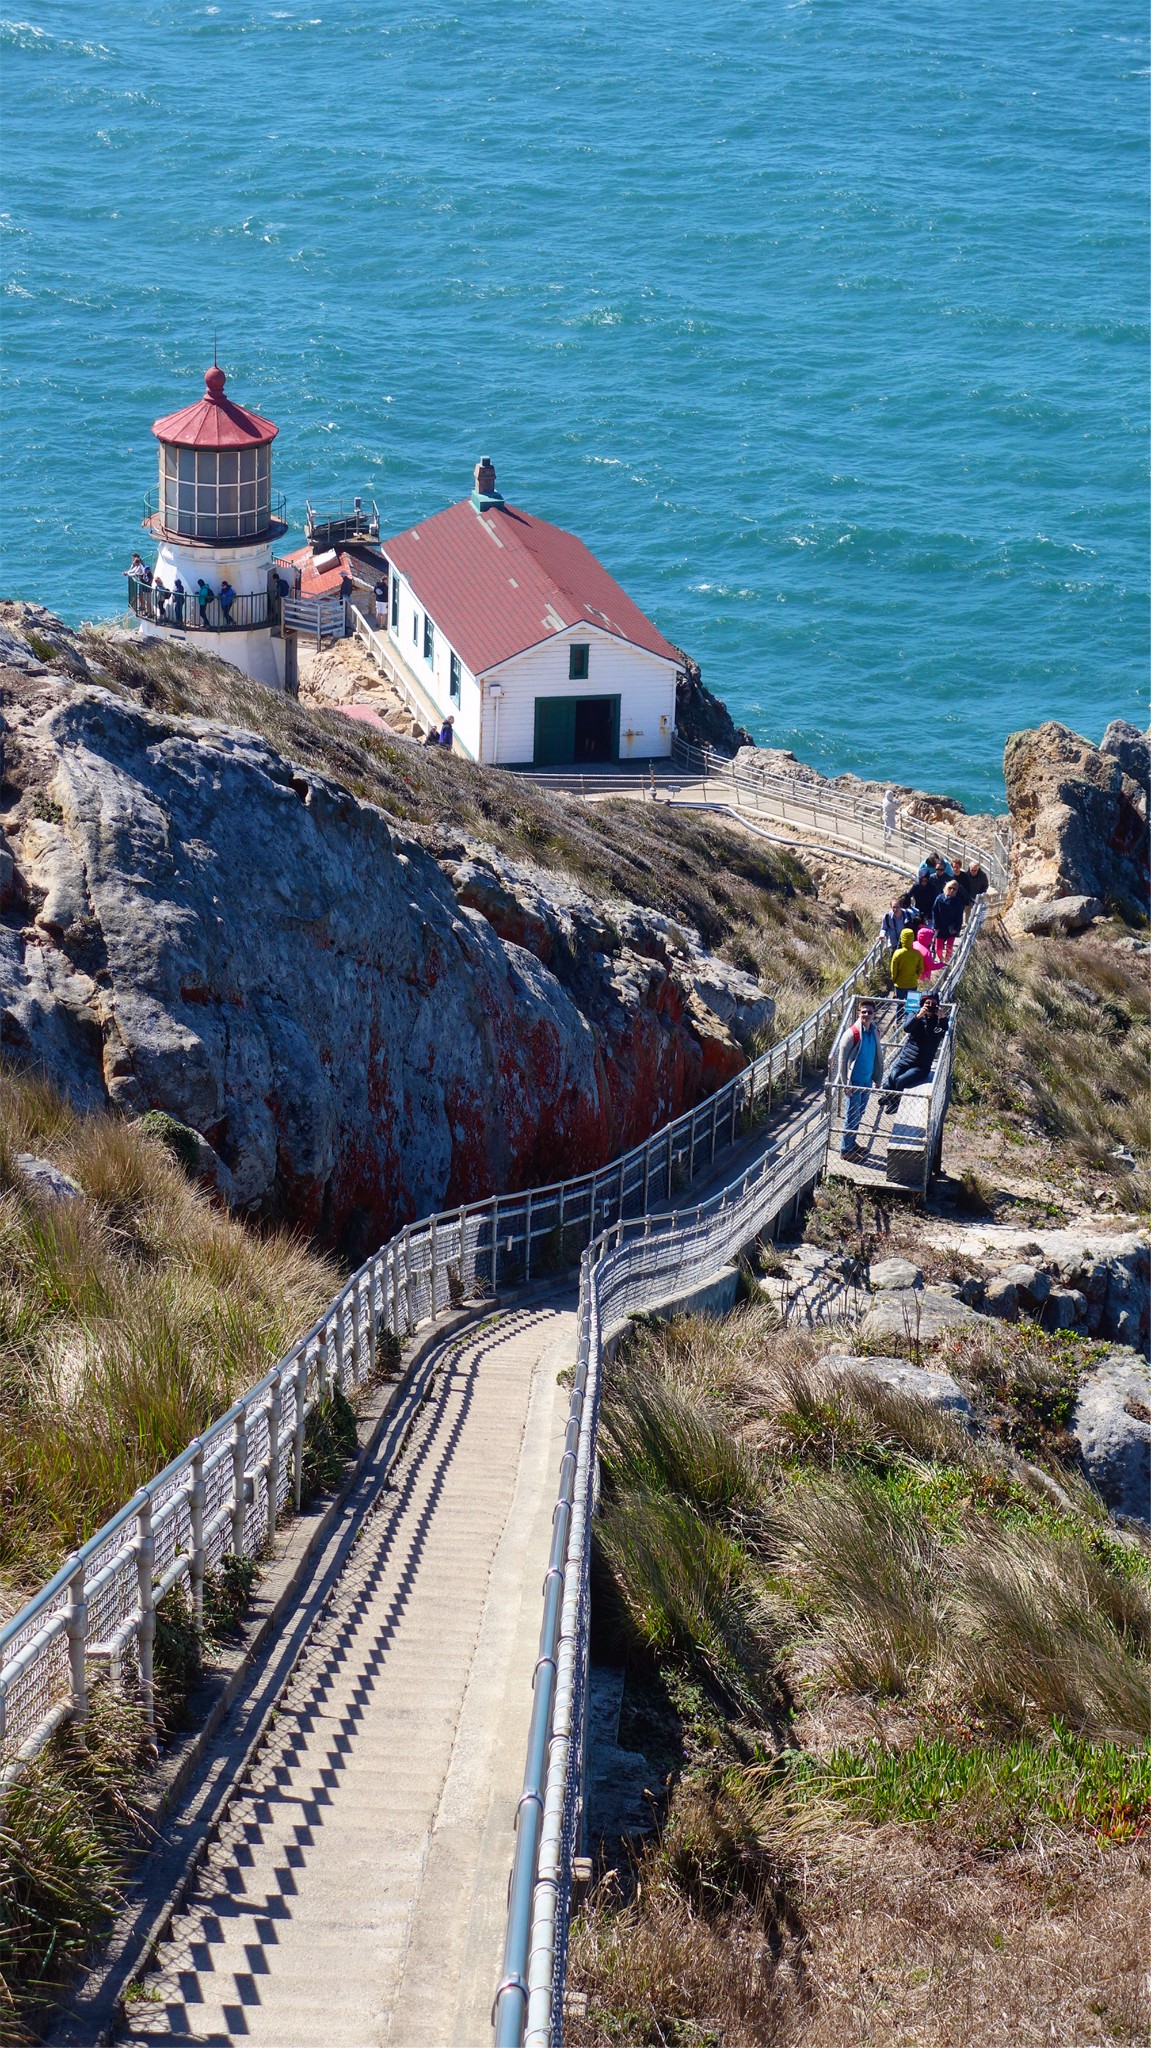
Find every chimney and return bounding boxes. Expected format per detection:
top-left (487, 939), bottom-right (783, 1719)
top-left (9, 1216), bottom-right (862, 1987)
top-left (471, 457), bottom-right (504, 512)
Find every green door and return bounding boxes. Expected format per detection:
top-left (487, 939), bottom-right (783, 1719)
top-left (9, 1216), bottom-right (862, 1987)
top-left (533, 696), bottom-right (578, 765)
top-left (533, 695), bottom-right (621, 765)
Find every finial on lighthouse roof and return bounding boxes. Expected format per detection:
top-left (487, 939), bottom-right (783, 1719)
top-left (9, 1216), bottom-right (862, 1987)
top-left (205, 364), bottom-right (226, 401)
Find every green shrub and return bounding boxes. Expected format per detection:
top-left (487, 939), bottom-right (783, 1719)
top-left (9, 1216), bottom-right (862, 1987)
top-left (301, 1385), bottom-right (359, 1503)
top-left (785, 1727), bottom-right (1151, 1846)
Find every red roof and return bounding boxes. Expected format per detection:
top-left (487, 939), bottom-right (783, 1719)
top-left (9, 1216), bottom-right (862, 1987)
top-left (382, 498), bottom-right (681, 676)
top-left (152, 366), bottom-right (277, 451)
top-left (277, 544), bottom-right (358, 599)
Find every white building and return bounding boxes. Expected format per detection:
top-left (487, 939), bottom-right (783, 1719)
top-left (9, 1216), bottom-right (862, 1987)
top-left (131, 365), bottom-right (292, 692)
top-left (381, 461), bottom-right (682, 764)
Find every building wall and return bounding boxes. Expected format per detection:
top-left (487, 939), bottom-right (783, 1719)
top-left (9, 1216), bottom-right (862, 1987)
top-left (484, 625), bottom-right (677, 765)
top-left (384, 565), bottom-right (482, 758)
top-left (153, 535), bottom-right (273, 600)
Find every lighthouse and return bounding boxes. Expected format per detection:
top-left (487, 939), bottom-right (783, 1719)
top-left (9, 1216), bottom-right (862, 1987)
top-left (131, 364), bottom-right (292, 692)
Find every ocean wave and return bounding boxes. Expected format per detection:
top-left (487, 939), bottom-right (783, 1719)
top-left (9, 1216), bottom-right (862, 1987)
top-left (0, 20), bottom-right (110, 57)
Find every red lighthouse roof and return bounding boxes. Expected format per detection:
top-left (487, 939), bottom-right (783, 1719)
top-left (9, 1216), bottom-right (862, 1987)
top-left (151, 365), bottom-right (277, 451)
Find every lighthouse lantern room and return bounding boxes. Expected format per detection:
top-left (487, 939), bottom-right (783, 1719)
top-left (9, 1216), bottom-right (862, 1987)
top-left (131, 365), bottom-right (292, 692)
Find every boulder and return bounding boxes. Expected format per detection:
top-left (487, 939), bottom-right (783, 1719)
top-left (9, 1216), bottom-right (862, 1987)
top-left (1072, 1351), bottom-right (1151, 1522)
top-left (1005, 1263), bottom-right (1051, 1313)
top-left (982, 1275), bottom-right (1018, 1321)
top-left (822, 1353), bottom-right (972, 1417)
top-left (868, 1257), bottom-right (922, 1292)
top-left (1003, 720), bottom-right (1149, 927)
top-left (1045, 1285), bottom-right (1086, 1330)
top-left (1015, 894), bottom-right (1102, 937)
top-left (1100, 720), bottom-right (1151, 801)
top-left (859, 1283), bottom-right (977, 1347)
top-left (15, 1153), bottom-right (83, 1203)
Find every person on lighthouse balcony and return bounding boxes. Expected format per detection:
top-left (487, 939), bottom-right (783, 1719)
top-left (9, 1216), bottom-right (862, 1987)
top-left (171, 579), bottom-right (186, 626)
top-left (218, 579), bottom-right (237, 625)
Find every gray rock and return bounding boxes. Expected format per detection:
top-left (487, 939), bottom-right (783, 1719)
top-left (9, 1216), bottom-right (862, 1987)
top-left (1016, 894), bottom-right (1103, 936)
top-left (1100, 720), bottom-right (1151, 800)
top-left (1072, 1351), bottom-right (1151, 1522)
top-left (1045, 1285), bottom-right (1086, 1331)
top-left (0, 656), bottom-right (775, 1249)
top-left (16, 1152), bottom-right (83, 1203)
top-left (958, 1276), bottom-right (986, 1308)
top-left (1003, 720), bottom-right (1149, 927)
top-left (982, 1275), bottom-right (1018, 1321)
top-left (823, 1352), bottom-right (972, 1417)
top-left (868, 1257), bottom-right (922, 1292)
top-left (1006, 1263), bottom-right (1051, 1311)
top-left (859, 1283), bottom-right (976, 1346)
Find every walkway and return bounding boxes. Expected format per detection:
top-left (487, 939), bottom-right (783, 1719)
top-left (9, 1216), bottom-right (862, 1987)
top-left (117, 1305), bottom-right (574, 2048)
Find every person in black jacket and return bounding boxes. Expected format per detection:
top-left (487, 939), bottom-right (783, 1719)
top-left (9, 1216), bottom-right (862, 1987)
top-left (911, 859), bottom-right (944, 919)
top-left (931, 879), bottom-right (965, 960)
top-left (956, 860), bottom-right (989, 905)
top-left (880, 995), bottom-right (946, 1112)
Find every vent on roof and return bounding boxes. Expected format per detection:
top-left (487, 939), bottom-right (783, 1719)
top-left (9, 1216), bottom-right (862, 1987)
top-left (471, 457), bottom-right (505, 514)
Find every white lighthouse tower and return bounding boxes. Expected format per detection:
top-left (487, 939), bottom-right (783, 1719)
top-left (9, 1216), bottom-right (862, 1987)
top-left (131, 363), bottom-right (292, 692)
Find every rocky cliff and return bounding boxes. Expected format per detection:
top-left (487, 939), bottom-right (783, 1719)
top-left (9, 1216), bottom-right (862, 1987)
top-left (0, 608), bottom-right (782, 1252)
top-left (1004, 717), bottom-right (1149, 931)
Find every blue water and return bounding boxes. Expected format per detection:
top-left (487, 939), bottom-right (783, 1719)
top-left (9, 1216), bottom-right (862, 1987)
top-left (2, 2), bottom-right (1147, 808)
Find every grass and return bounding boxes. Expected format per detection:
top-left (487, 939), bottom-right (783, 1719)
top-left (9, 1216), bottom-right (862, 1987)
top-left (0, 1688), bottom-right (151, 2033)
top-left (783, 1727), bottom-right (1151, 1845)
top-left (0, 1063), bottom-right (340, 1613)
top-left (952, 922), bottom-right (1151, 1211)
top-left (572, 1307), bottom-right (1151, 2047)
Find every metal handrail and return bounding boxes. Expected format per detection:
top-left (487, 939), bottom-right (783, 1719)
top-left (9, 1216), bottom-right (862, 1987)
top-left (493, 898), bottom-right (990, 2048)
top-left (130, 579), bottom-right (274, 632)
top-left (0, 919), bottom-right (885, 1779)
top-left (672, 737), bottom-right (1012, 893)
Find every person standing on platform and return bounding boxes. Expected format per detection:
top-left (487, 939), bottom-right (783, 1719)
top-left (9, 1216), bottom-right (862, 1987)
top-left (374, 579), bottom-right (386, 626)
top-left (831, 999), bottom-right (885, 1160)
top-left (171, 578), bottom-right (185, 626)
top-left (882, 788), bottom-right (899, 844)
top-left (880, 994), bottom-right (946, 1113)
top-left (196, 579), bottom-right (213, 627)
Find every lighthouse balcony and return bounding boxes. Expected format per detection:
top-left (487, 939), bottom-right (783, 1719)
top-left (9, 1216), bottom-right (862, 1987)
top-left (129, 579), bottom-right (277, 633)
top-left (142, 490), bottom-right (289, 545)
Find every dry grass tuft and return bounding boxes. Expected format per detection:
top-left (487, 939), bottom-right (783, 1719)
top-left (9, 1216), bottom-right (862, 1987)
top-left (0, 1065), bottom-right (340, 1611)
top-left (953, 924), bottom-right (1151, 1209)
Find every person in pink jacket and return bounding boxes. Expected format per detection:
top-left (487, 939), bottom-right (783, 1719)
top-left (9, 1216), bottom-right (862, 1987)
top-left (914, 926), bottom-right (938, 979)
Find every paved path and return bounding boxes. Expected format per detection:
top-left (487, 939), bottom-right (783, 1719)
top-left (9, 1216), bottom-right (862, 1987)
top-left (118, 1304), bottom-right (574, 2048)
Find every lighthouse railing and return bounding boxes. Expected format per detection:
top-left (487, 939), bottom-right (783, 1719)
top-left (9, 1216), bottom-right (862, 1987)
top-left (128, 580), bottom-right (275, 634)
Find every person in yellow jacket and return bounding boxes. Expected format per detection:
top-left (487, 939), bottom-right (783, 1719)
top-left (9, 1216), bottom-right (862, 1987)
top-left (889, 926), bottom-right (925, 1018)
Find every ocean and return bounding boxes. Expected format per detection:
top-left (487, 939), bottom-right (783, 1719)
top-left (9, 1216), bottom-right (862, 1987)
top-left (1, 0), bottom-right (1146, 808)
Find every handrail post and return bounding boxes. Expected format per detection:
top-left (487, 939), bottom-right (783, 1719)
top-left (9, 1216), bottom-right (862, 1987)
top-left (65, 1562), bottom-right (88, 1733)
top-left (189, 1446), bottom-right (206, 1625)
top-left (293, 1354), bottom-right (309, 1510)
top-left (267, 1374), bottom-right (283, 1539)
top-left (524, 1190), bottom-right (532, 1281)
top-left (430, 1212), bottom-right (440, 1313)
top-left (136, 1498), bottom-right (156, 1730)
top-left (231, 1412), bottom-right (248, 1558)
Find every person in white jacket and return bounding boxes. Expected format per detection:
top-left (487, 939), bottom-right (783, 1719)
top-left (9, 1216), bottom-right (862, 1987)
top-left (882, 788), bottom-right (899, 843)
top-left (830, 999), bottom-right (885, 1158)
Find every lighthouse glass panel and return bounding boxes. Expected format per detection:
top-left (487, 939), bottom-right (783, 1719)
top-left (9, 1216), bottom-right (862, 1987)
top-left (158, 443), bottom-right (270, 539)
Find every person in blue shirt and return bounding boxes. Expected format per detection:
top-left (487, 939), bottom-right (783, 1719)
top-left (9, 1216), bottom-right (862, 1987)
top-left (830, 998), bottom-right (885, 1159)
